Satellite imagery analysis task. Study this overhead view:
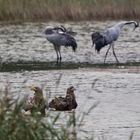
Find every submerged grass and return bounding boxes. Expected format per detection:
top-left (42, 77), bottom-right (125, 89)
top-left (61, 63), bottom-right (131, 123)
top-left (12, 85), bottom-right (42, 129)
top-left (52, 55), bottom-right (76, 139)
top-left (0, 61), bottom-right (140, 72)
top-left (0, 0), bottom-right (139, 21)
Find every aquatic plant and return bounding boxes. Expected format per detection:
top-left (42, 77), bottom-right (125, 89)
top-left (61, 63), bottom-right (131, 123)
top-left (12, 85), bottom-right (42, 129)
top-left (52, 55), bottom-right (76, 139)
top-left (0, 85), bottom-right (96, 140)
top-left (0, 83), bottom-right (135, 140)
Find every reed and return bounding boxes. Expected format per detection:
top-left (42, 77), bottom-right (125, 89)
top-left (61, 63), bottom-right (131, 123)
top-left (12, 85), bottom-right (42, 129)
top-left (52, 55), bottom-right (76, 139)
top-left (0, 0), bottom-right (139, 22)
top-left (0, 85), bottom-right (96, 140)
top-left (0, 84), bottom-right (135, 140)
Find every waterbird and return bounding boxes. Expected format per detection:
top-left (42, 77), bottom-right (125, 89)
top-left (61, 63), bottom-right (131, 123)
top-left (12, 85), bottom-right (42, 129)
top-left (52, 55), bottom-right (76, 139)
top-left (91, 21), bottom-right (139, 63)
top-left (44, 25), bottom-right (77, 63)
top-left (49, 86), bottom-right (77, 111)
top-left (24, 86), bottom-right (47, 115)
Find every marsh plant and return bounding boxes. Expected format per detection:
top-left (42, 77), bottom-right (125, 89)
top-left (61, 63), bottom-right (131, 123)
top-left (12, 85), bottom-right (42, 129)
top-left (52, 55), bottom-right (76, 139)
top-left (0, 93), bottom-right (74, 139)
top-left (0, 85), bottom-right (96, 140)
top-left (0, 85), bottom-right (134, 140)
top-left (0, 0), bottom-right (139, 21)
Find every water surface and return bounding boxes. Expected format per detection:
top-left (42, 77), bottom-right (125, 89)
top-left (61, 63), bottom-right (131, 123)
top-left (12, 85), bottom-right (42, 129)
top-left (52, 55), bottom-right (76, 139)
top-left (0, 67), bottom-right (140, 140)
top-left (0, 21), bottom-right (140, 139)
top-left (0, 21), bottom-right (140, 64)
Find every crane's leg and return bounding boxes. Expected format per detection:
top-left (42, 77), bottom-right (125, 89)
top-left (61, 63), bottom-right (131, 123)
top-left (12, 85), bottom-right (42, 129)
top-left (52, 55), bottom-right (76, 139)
top-left (57, 46), bottom-right (62, 63)
top-left (104, 44), bottom-right (111, 63)
top-left (54, 45), bottom-right (60, 62)
top-left (112, 42), bottom-right (119, 63)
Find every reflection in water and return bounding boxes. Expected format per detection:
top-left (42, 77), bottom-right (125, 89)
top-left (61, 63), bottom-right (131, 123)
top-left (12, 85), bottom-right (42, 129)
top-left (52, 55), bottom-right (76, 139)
top-left (0, 68), bottom-right (140, 139)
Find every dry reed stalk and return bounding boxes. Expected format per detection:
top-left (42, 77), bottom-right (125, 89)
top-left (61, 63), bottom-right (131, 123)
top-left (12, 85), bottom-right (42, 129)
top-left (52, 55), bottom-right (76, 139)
top-left (0, 0), bottom-right (139, 21)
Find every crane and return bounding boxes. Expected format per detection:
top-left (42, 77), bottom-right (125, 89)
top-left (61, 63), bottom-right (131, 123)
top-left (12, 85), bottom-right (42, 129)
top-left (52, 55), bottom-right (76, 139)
top-left (91, 21), bottom-right (139, 63)
top-left (44, 26), bottom-right (77, 63)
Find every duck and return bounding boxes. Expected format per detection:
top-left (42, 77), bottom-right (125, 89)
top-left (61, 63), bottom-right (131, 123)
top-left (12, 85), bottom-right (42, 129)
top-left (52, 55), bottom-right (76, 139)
top-left (24, 86), bottom-right (47, 115)
top-left (49, 86), bottom-right (77, 111)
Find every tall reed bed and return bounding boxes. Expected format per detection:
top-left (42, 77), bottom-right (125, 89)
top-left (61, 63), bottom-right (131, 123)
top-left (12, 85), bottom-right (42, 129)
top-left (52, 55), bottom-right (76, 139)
top-left (0, 0), bottom-right (139, 22)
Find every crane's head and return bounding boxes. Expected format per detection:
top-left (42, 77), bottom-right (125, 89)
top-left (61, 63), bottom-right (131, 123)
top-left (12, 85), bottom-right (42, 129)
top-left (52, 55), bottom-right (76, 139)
top-left (44, 26), bottom-right (54, 35)
top-left (133, 21), bottom-right (139, 31)
top-left (54, 25), bottom-right (77, 36)
top-left (44, 26), bottom-right (64, 35)
top-left (53, 25), bottom-right (67, 33)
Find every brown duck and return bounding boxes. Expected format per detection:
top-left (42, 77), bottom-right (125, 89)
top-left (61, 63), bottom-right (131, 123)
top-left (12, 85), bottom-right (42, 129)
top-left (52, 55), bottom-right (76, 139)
top-left (24, 86), bottom-right (47, 115)
top-left (49, 86), bottom-right (77, 111)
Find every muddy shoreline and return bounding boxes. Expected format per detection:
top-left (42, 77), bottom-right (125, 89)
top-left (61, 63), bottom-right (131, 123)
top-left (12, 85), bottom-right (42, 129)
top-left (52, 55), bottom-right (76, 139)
top-left (0, 61), bottom-right (140, 72)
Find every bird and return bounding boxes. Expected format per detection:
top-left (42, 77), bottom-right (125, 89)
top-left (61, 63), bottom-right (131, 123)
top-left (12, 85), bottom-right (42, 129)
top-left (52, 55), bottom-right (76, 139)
top-left (65, 86), bottom-right (77, 110)
top-left (91, 21), bottom-right (139, 63)
top-left (24, 86), bottom-right (47, 115)
top-left (44, 25), bottom-right (77, 63)
top-left (57, 25), bottom-right (77, 36)
top-left (48, 86), bottom-right (77, 111)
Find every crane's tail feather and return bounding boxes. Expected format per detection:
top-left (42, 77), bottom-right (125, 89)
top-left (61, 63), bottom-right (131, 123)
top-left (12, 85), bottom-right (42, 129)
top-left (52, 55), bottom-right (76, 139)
top-left (65, 34), bottom-right (77, 52)
top-left (71, 41), bottom-right (77, 52)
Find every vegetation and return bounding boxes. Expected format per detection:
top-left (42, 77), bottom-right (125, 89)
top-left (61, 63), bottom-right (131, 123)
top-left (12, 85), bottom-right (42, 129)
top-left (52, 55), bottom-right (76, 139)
top-left (0, 85), bottom-right (97, 140)
top-left (0, 83), bottom-right (135, 140)
top-left (0, 0), bottom-right (139, 22)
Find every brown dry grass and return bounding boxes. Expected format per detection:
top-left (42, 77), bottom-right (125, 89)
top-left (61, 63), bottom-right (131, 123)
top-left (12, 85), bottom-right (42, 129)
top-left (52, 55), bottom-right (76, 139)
top-left (0, 0), bottom-right (140, 21)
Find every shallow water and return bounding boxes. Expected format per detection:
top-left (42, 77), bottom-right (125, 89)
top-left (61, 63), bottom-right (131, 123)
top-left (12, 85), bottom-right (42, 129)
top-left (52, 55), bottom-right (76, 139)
top-left (0, 67), bottom-right (140, 140)
top-left (0, 21), bottom-right (140, 64)
top-left (0, 21), bottom-right (140, 139)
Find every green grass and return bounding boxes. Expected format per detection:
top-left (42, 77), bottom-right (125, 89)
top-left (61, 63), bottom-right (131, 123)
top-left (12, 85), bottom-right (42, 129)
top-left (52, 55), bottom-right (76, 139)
top-left (0, 0), bottom-right (139, 22)
top-left (0, 61), bottom-right (140, 72)
top-left (0, 92), bottom-right (76, 140)
top-left (0, 85), bottom-right (97, 140)
top-left (0, 82), bottom-right (135, 140)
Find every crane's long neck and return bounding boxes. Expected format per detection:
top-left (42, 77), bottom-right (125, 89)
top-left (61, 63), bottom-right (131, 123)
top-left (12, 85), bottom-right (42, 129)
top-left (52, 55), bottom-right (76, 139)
top-left (116, 21), bottom-right (139, 30)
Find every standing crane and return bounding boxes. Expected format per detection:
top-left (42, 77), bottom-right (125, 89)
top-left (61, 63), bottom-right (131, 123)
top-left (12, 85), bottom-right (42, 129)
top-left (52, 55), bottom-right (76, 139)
top-left (44, 26), bottom-right (77, 63)
top-left (91, 21), bottom-right (139, 63)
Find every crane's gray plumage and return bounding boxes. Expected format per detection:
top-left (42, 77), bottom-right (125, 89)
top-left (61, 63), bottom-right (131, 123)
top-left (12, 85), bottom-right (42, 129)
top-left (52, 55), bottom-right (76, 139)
top-left (44, 26), bottom-right (77, 62)
top-left (91, 21), bottom-right (139, 63)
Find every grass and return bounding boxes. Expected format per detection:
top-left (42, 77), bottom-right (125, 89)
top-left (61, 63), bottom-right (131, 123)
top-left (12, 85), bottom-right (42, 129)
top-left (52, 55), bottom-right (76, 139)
top-left (0, 0), bottom-right (139, 22)
top-left (0, 85), bottom-right (97, 140)
top-left (0, 90), bottom-right (75, 140)
top-left (0, 61), bottom-right (140, 72)
top-left (0, 81), bottom-right (135, 140)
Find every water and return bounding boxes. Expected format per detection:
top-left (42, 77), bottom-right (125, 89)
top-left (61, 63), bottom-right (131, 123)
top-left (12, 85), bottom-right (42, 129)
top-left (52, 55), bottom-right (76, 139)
top-left (0, 21), bottom-right (140, 139)
top-left (0, 68), bottom-right (140, 139)
top-left (0, 21), bottom-right (140, 63)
